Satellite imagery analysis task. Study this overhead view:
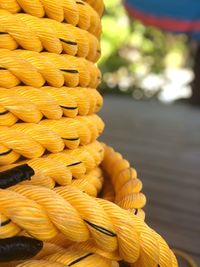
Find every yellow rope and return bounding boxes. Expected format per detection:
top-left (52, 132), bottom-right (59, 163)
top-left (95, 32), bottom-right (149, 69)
top-left (0, 115), bottom-right (104, 164)
top-left (0, 10), bottom-right (101, 60)
top-left (0, 141), bottom-right (104, 183)
top-left (0, 144), bottom-right (178, 266)
top-left (102, 145), bottom-right (146, 214)
top-left (0, 184), bottom-right (177, 266)
top-left (0, 87), bottom-right (103, 126)
top-left (0, 0), bottom-right (103, 35)
top-left (0, 50), bottom-right (101, 89)
top-left (0, 0), bottom-right (180, 266)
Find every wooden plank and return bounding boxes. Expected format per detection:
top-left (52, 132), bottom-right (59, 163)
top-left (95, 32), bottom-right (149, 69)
top-left (100, 95), bottom-right (200, 266)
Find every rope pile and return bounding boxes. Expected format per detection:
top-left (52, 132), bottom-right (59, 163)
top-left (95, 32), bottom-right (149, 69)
top-left (0, 0), bottom-right (178, 266)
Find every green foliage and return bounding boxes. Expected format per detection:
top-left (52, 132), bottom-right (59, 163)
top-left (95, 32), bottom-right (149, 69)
top-left (99, 0), bottom-right (188, 96)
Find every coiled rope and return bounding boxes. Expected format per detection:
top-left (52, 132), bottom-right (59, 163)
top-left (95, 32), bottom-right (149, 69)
top-left (0, 145), bottom-right (179, 266)
top-left (0, 184), bottom-right (177, 266)
top-left (0, 141), bottom-right (104, 183)
top-left (0, 0), bottom-right (180, 266)
top-left (0, 0), bottom-right (104, 32)
top-left (0, 115), bottom-right (104, 164)
top-left (0, 87), bottom-right (103, 126)
top-left (0, 50), bottom-right (101, 89)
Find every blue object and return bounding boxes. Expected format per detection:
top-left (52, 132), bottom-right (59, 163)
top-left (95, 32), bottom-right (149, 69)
top-left (125, 0), bottom-right (200, 38)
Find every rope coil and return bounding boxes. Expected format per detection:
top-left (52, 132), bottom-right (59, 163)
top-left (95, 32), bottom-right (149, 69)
top-left (0, 10), bottom-right (101, 61)
top-left (0, 144), bottom-right (179, 266)
top-left (0, 0), bottom-right (103, 36)
top-left (0, 87), bottom-right (103, 126)
top-left (0, 184), bottom-right (178, 266)
top-left (0, 141), bottom-right (104, 185)
top-left (0, 50), bottom-right (101, 89)
top-left (0, 0), bottom-right (180, 266)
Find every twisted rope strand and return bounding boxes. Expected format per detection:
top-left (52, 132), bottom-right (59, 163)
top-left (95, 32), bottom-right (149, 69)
top-left (0, 141), bottom-right (104, 187)
top-left (0, 50), bottom-right (101, 89)
top-left (17, 260), bottom-right (66, 267)
top-left (0, 116), bottom-right (104, 165)
top-left (101, 147), bottom-right (178, 267)
top-left (83, 0), bottom-right (104, 16)
top-left (102, 145), bottom-right (146, 217)
top-left (0, 185), bottom-right (177, 266)
top-left (44, 250), bottom-right (117, 267)
top-left (0, 10), bottom-right (101, 61)
top-left (0, 87), bottom-right (103, 126)
top-left (0, 237), bottom-right (116, 266)
top-left (0, 0), bottom-right (102, 36)
top-left (17, 252), bottom-right (116, 267)
top-left (0, 164), bottom-right (103, 194)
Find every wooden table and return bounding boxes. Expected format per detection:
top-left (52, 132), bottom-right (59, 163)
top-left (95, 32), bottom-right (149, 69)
top-left (100, 95), bottom-right (200, 266)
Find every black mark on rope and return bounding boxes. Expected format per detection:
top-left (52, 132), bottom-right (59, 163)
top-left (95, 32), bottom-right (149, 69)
top-left (60, 69), bottom-right (79, 74)
top-left (0, 110), bottom-right (9, 115)
top-left (76, 1), bottom-right (85, 5)
top-left (68, 253), bottom-right (93, 266)
top-left (134, 209), bottom-right (138, 215)
top-left (67, 161), bottom-right (82, 167)
top-left (60, 39), bottom-right (77, 46)
top-left (0, 32), bottom-right (7, 35)
top-left (1, 219), bottom-right (11, 227)
top-left (0, 149), bottom-right (12, 156)
top-left (63, 137), bottom-right (80, 141)
top-left (0, 164), bottom-right (35, 189)
top-left (97, 49), bottom-right (101, 54)
top-left (84, 220), bottom-right (116, 237)
top-left (60, 106), bottom-right (78, 110)
top-left (0, 67), bottom-right (6, 70)
top-left (0, 236), bottom-right (43, 262)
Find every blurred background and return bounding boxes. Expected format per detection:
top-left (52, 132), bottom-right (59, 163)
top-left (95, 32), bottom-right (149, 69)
top-left (99, 0), bottom-right (200, 266)
top-left (99, 0), bottom-right (196, 103)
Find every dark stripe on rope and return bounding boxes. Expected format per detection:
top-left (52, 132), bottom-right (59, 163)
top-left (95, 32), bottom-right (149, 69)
top-left (134, 209), bottom-right (138, 215)
top-left (67, 161), bottom-right (82, 167)
top-left (0, 32), bottom-right (7, 34)
top-left (0, 149), bottom-right (12, 156)
top-left (84, 220), bottom-right (116, 237)
top-left (68, 253), bottom-right (93, 266)
top-left (60, 69), bottom-right (79, 74)
top-left (0, 67), bottom-right (6, 70)
top-left (97, 49), bottom-right (101, 53)
top-left (1, 220), bottom-right (11, 227)
top-left (76, 1), bottom-right (85, 5)
top-left (0, 164), bottom-right (35, 189)
top-left (60, 106), bottom-right (78, 110)
top-left (60, 39), bottom-right (77, 46)
top-left (0, 237), bottom-right (43, 262)
top-left (0, 110), bottom-right (9, 115)
top-left (63, 137), bottom-right (80, 141)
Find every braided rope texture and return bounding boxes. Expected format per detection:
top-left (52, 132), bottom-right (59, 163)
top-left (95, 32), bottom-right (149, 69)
top-left (0, 146), bottom-right (178, 267)
top-left (0, 0), bottom-right (178, 266)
